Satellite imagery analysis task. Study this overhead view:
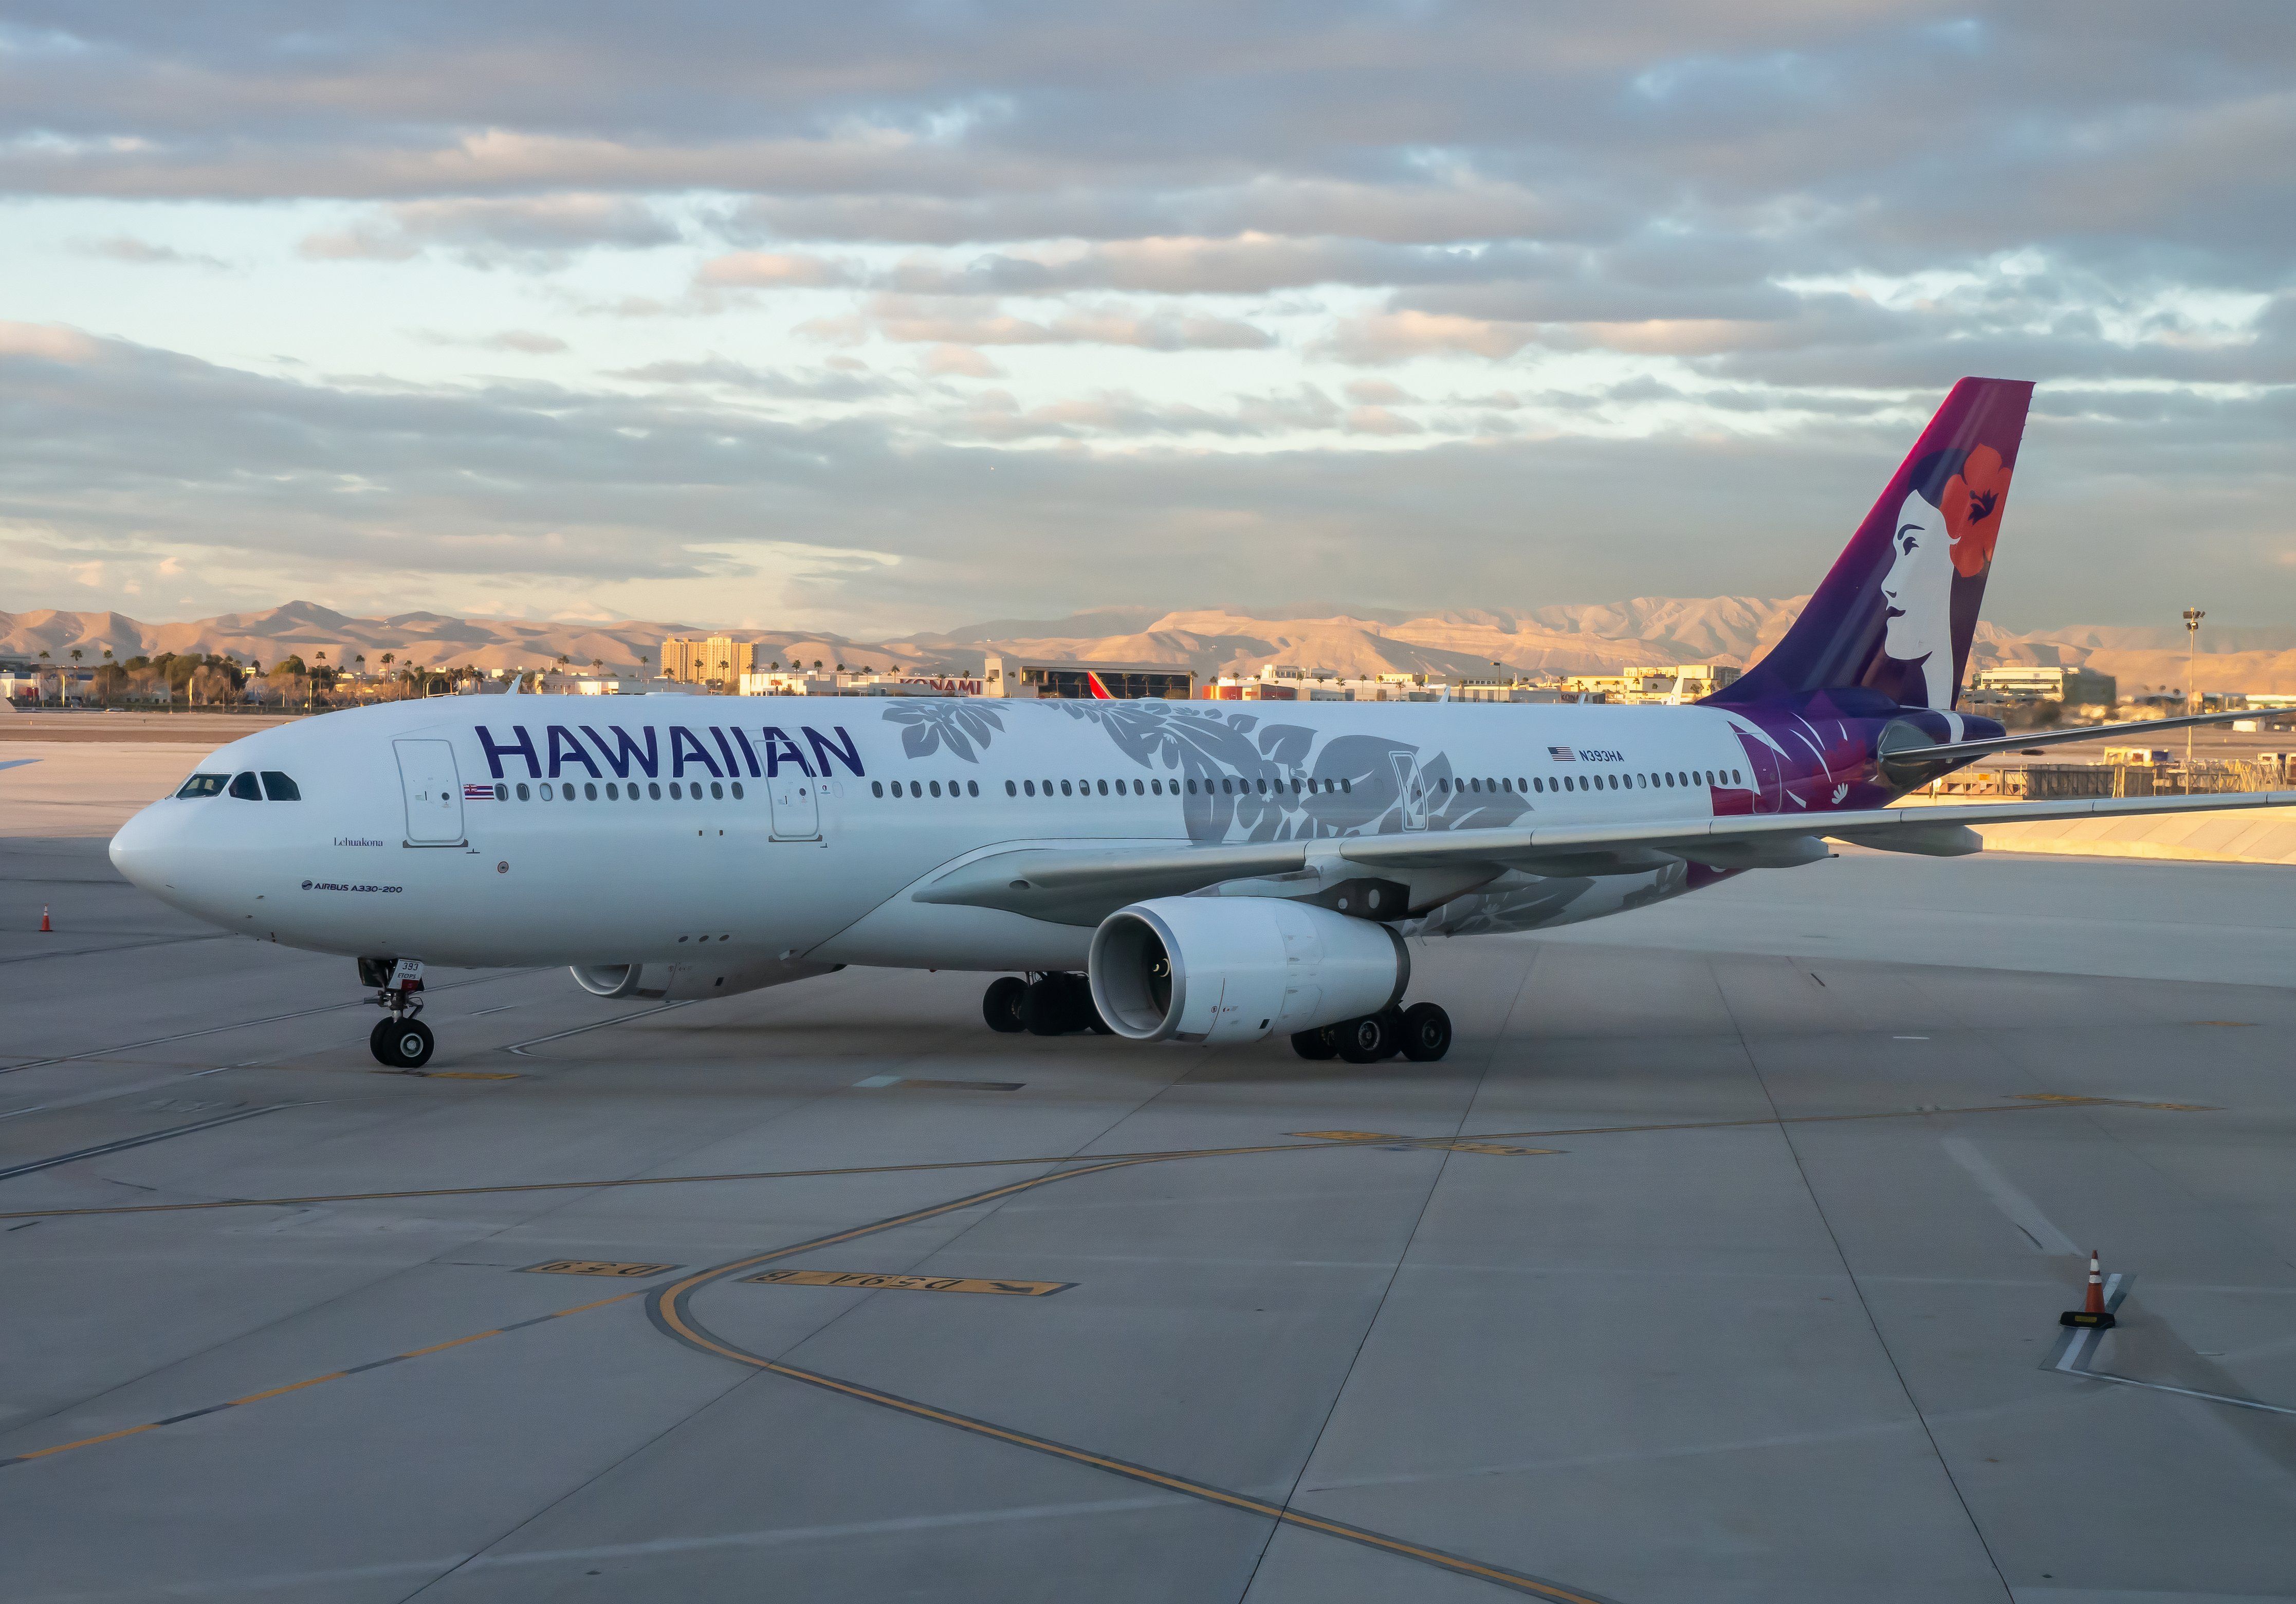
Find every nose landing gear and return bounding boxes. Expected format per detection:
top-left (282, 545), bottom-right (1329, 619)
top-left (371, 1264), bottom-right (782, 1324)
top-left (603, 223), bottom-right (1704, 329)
top-left (360, 956), bottom-right (434, 1068)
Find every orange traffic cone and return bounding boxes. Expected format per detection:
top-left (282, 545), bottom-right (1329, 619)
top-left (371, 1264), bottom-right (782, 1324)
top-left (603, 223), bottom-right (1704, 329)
top-left (2060, 1249), bottom-right (2117, 1329)
top-left (39, 904), bottom-right (51, 933)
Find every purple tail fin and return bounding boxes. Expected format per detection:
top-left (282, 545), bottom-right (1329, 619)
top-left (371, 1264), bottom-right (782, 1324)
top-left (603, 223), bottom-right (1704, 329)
top-left (1710, 378), bottom-right (2032, 711)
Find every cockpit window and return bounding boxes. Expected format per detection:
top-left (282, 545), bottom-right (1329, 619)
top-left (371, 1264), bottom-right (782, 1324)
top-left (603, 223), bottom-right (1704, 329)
top-left (228, 771), bottom-right (262, 801)
top-left (177, 773), bottom-right (227, 798)
top-left (260, 771), bottom-right (302, 801)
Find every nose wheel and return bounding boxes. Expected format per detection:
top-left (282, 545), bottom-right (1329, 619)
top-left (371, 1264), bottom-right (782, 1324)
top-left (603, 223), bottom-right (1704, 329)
top-left (370, 1017), bottom-right (435, 1069)
top-left (360, 956), bottom-right (434, 1068)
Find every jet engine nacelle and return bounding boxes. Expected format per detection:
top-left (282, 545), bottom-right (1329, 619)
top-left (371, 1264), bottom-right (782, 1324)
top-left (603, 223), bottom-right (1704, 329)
top-left (1089, 896), bottom-right (1409, 1045)
top-left (570, 955), bottom-right (841, 1002)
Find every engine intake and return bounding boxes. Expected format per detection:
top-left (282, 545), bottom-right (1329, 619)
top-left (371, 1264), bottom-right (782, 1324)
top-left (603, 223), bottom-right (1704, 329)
top-left (1090, 897), bottom-right (1408, 1045)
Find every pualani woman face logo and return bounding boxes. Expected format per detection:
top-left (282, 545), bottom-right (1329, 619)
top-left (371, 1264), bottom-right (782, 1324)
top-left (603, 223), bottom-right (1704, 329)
top-left (1880, 481), bottom-right (1955, 707)
top-left (1878, 444), bottom-right (2012, 708)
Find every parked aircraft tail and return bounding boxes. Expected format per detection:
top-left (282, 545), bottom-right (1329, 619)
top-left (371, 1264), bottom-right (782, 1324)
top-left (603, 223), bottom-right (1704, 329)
top-left (1710, 377), bottom-right (2033, 711)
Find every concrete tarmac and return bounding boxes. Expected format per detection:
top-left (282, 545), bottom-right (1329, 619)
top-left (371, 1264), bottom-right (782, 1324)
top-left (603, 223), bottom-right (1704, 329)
top-left (2, 832), bottom-right (2293, 1603)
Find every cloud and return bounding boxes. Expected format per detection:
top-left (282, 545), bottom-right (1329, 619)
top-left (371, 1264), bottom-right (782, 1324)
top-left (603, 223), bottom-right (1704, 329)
top-left (693, 250), bottom-right (853, 289)
top-left (412, 328), bottom-right (571, 354)
top-left (75, 235), bottom-right (228, 268)
top-left (300, 196), bottom-right (680, 263)
top-left (7, 322), bottom-right (2296, 637)
top-left (486, 329), bottom-right (569, 354)
top-left (605, 356), bottom-right (896, 399)
top-left (921, 344), bottom-right (1002, 378)
top-left (1324, 311), bottom-right (1537, 364)
top-left (1345, 405), bottom-right (1422, 436)
top-left (823, 293), bottom-right (1273, 351)
top-left (5, 9), bottom-right (2296, 629)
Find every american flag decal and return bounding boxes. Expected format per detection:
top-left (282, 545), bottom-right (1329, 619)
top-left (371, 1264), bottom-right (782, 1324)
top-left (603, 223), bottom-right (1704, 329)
top-left (1547, 745), bottom-right (1575, 761)
top-left (464, 783), bottom-right (498, 800)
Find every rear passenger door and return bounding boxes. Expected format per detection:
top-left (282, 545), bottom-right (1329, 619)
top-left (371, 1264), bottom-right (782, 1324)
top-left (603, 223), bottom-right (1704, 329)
top-left (395, 739), bottom-right (465, 844)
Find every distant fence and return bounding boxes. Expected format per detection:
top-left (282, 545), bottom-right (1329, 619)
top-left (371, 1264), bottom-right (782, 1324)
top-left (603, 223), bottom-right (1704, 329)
top-left (1922, 761), bottom-right (2292, 800)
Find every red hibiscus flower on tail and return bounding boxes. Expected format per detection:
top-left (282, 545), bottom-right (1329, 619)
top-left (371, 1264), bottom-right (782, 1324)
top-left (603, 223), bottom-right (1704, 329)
top-left (1944, 444), bottom-right (2010, 577)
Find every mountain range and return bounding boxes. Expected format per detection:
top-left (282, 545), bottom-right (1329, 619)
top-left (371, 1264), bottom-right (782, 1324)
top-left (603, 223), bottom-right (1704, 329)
top-left (5, 598), bottom-right (2293, 697)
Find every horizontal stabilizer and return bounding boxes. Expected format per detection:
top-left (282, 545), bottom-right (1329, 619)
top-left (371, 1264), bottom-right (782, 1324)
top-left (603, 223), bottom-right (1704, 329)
top-left (1887, 706), bottom-right (2271, 765)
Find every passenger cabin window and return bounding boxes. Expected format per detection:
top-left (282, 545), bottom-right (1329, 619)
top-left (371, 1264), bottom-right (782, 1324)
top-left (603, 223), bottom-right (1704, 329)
top-left (260, 771), bottom-right (301, 801)
top-left (228, 771), bottom-right (261, 800)
top-left (177, 773), bottom-right (227, 798)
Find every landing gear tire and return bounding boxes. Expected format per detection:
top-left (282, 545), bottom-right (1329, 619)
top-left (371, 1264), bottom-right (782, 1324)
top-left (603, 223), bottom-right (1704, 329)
top-left (1020, 972), bottom-right (1093, 1036)
top-left (1399, 1001), bottom-right (1453, 1062)
top-left (982, 976), bottom-right (1027, 1034)
top-left (371, 1017), bottom-right (434, 1069)
top-left (1334, 1011), bottom-right (1398, 1064)
top-left (1291, 1027), bottom-right (1339, 1060)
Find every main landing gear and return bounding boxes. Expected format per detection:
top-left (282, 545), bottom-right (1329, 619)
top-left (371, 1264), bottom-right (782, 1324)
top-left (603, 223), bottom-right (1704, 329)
top-left (983, 973), bottom-right (1111, 1037)
top-left (1292, 1001), bottom-right (1452, 1063)
top-left (360, 956), bottom-right (434, 1068)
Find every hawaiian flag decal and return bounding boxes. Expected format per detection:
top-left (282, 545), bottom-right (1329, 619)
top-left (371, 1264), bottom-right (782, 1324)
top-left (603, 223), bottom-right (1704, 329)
top-left (1547, 745), bottom-right (1575, 761)
top-left (463, 783), bottom-right (498, 800)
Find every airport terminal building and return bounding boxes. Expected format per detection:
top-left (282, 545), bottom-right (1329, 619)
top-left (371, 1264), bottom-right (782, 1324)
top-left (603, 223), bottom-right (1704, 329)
top-left (983, 654), bottom-right (1195, 699)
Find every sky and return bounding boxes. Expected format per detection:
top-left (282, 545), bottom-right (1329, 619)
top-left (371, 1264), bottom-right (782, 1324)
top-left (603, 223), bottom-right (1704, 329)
top-left (2, 2), bottom-right (2292, 637)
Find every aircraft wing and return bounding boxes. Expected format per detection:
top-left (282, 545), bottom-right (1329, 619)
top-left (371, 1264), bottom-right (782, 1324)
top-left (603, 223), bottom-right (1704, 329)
top-left (914, 790), bottom-right (2296, 925)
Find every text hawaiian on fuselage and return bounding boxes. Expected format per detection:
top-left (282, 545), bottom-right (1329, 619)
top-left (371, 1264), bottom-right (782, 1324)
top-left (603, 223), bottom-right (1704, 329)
top-left (473, 724), bottom-right (866, 782)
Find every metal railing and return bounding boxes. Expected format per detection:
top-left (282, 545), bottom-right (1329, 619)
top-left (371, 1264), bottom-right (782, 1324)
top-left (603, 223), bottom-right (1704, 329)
top-left (1922, 761), bottom-right (2292, 800)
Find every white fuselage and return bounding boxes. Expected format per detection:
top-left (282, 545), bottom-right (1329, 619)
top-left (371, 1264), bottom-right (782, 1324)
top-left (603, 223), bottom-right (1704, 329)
top-left (108, 693), bottom-right (1775, 973)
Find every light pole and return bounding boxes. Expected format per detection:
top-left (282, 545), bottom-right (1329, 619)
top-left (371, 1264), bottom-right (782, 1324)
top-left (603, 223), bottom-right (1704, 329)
top-left (2181, 608), bottom-right (2206, 776)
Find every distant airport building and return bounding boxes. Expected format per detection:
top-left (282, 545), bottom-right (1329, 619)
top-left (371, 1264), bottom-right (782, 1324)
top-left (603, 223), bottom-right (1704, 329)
top-left (1562, 665), bottom-right (1741, 704)
top-left (983, 654), bottom-right (1192, 699)
top-left (1973, 666), bottom-right (2117, 705)
top-left (660, 635), bottom-right (757, 688)
top-left (740, 670), bottom-right (984, 697)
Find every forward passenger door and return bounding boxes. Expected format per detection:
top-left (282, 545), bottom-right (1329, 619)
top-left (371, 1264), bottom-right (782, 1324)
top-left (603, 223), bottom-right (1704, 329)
top-left (395, 739), bottom-right (465, 845)
top-left (767, 770), bottom-right (821, 840)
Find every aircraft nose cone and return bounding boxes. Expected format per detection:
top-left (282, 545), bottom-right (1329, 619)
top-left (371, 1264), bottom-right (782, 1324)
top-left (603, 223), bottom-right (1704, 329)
top-left (109, 800), bottom-right (174, 893)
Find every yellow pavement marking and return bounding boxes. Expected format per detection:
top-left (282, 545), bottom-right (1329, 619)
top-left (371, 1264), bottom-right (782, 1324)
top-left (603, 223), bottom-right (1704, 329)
top-left (0, 1289), bottom-right (647, 1471)
top-left (0, 1096), bottom-right (2208, 1226)
top-left (0, 1140), bottom-right (1313, 1222)
top-left (1294, 1130), bottom-right (1557, 1156)
top-left (521, 1259), bottom-right (679, 1278)
top-left (742, 1269), bottom-right (1071, 1296)
top-left (652, 1163), bottom-right (1621, 1603)
top-left (13, 1423), bottom-right (160, 1461)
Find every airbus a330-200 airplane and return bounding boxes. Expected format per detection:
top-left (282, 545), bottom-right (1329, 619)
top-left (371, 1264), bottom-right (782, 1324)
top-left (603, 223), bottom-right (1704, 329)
top-left (110, 379), bottom-right (2290, 1070)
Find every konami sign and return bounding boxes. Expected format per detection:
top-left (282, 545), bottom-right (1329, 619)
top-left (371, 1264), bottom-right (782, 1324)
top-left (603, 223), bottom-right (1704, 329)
top-left (474, 724), bottom-right (866, 782)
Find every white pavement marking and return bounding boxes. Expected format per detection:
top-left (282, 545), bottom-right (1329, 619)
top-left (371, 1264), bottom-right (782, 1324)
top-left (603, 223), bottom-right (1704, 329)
top-left (1943, 1135), bottom-right (2080, 1256)
top-left (499, 1001), bottom-right (696, 1055)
